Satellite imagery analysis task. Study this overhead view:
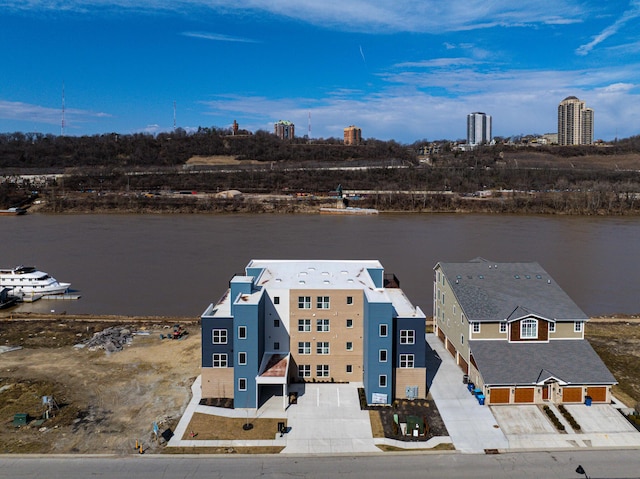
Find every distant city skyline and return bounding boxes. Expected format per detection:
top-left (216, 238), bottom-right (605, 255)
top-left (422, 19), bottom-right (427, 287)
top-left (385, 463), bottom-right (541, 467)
top-left (0, 1), bottom-right (639, 142)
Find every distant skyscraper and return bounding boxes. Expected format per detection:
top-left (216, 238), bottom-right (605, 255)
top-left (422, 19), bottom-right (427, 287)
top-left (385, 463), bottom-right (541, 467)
top-left (557, 96), bottom-right (594, 145)
top-left (467, 112), bottom-right (492, 146)
top-left (274, 120), bottom-right (295, 140)
top-left (343, 125), bottom-right (362, 145)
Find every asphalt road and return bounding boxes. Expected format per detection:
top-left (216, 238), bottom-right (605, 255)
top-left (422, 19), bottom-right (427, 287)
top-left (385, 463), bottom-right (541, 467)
top-left (2, 450), bottom-right (640, 479)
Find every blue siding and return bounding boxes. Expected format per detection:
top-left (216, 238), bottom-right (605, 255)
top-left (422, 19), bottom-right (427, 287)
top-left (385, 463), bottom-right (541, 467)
top-left (366, 268), bottom-right (384, 288)
top-left (231, 292), bottom-right (266, 408)
top-left (201, 317), bottom-right (233, 367)
top-left (246, 267), bottom-right (265, 280)
top-left (363, 296), bottom-right (393, 404)
top-left (395, 317), bottom-right (426, 368)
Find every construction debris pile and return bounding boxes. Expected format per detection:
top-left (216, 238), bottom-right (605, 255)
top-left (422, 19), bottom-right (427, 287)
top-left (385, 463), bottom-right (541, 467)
top-left (80, 326), bottom-right (134, 353)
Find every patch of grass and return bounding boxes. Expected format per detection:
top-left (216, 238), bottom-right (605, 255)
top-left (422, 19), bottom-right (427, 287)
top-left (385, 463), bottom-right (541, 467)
top-left (181, 413), bottom-right (286, 440)
top-left (376, 442), bottom-right (455, 452)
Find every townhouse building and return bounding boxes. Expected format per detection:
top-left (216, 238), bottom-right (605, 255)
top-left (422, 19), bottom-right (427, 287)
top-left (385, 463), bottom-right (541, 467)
top-left (433, 258), bottom-right (616, 405)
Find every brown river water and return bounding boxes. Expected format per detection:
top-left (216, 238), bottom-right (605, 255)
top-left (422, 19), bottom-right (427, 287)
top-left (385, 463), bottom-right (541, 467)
top-left (1, 213), bottom-right (638, 317)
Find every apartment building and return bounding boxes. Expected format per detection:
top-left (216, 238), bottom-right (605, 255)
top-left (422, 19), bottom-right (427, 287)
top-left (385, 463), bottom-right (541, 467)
top-left (201, 260), bottom-right (426, 409)
top-left (558, 96), bottom-right (594, 145)
top-left (433, 258), bottom-right (616, 405)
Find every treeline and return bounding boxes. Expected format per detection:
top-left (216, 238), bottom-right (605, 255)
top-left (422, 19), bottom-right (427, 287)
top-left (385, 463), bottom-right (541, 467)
top-left (0, 129), bottom-right (415, 169)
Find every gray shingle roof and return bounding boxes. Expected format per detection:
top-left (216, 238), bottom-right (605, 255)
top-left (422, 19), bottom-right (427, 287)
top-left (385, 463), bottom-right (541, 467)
top-left (437, 259), bottom-right (587, 321)
top-left (469, 339), bottom-right (617, 386)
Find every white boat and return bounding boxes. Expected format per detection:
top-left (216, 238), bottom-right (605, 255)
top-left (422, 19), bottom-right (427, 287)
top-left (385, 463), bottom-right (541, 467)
top-left (0, 266), bottom-right (71, 295)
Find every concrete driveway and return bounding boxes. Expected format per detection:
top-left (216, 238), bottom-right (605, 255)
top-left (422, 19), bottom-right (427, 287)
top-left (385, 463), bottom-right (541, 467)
top-left (281, 383), bottom-right (379, 454)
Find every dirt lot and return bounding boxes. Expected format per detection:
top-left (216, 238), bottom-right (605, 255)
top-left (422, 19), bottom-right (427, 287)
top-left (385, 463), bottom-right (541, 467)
top-left (0, 316), bottom-right (200, 454)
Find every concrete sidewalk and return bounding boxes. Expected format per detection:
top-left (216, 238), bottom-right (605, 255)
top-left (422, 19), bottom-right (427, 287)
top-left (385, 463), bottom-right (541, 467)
top-left (425, 333), bottom-right (509, 453)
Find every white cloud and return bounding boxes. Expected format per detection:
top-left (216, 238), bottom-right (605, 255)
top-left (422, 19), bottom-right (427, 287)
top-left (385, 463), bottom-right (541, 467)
top-left (182, 31), bottom-right (259, 43)
top-left (1, 0), bottom-right (587, 33)
top-left (0, 99), bottom-right (110, 129)
top-left (576, 1), bottom-right (640, 55)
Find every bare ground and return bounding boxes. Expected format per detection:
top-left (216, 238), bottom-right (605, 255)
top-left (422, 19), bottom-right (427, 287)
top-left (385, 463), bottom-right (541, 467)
top-left (0, 317), bottom-right (200, 454)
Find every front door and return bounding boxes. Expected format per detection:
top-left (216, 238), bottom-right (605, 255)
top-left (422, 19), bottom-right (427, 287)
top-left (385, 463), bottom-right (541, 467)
top-left (542, 384), bottom-right (550, 401)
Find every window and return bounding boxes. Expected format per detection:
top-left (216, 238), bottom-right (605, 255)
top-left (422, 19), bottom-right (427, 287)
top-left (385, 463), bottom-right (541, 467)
top-left (399, 353), bottom-right (414, 368)
top-left (274, 296), bottom-right (280, 305)
top-left (453, 304), bottom-right (457, 316)
top-left (298, 319), bottom-right (311, 332)
top-left (500, 322), bottom-right (507, 333)
top-left (472, 322), bottom-right (481, 333)
top-left (317, 365), bottom-right (329, 377)
top-left (346, 341), bottom-right (353, 351)
top-left (298, 341), bottom-right (311, 355)
top-left (274, 342), bottom-right (280, 350)
top-left (238, 326), bottom-right (247, 339)
top-left (238, 378), bottom-right (247, 391)
top-left (442, 293), bottom-right (445, 305)
top-left (346, 365), bottom-right (353, 373)
top-left (347, 296), bottom-right (353, 305)
top-left (346, 319), bottom-right (353, 328)
top-left (461, 334), bottom-right (464, 345)
top-left (212, 329), bottom-right (227, 344)
top-left (379, 375), bottom-right (387, 387)
top-left (298, 296), bottom-right (311, 309)
top-left (574, 321), bottom-right (583, 333)
top-left (400, 330), bottom-right (415, 344)
top-left (274, 319), bottom-right (280, 328)
top-left (379, 349), bottom-right (387, 362)
top-left (238, 352), bottom-right (247, 365)
top-left (212, 353), bottom-right (227, 368)
top-left (379, 324), bottom-right (388, 337)
top-left (298, 365), bottom-right (311, 378)
top-left (461, 313), bottom-right (465, 324)
top-left (317, 296), bottom-right (330, 309)
top-left (521, 319), bottom-right (538, 339)
top-left (316, 319), bottom-right (330, 332)
top-left (316, 342), bottom-right (330, 355)
top-left (549, 322), bottom-right (556, 333)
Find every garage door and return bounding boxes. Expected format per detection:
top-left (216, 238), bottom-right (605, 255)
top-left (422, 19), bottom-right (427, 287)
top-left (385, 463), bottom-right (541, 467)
top-left (446, 339), bottom-right (456, 357)
top-left (489, 388), bottom-right (510, 404)
top-left (514, 387), bottom-right (535, 403)
top-left (586, 386), bottom-right (607, 402)
top-left (562, 387), bottom-right (583, 403)
top-left (437, 328), bottom-right (445, 341)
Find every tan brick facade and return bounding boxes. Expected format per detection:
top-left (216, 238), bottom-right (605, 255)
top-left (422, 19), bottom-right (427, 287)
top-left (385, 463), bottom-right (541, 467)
top-left (201, 367), bottom-right (234, 399)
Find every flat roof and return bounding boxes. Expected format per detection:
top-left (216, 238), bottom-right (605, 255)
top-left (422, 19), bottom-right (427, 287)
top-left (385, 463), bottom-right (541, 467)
top-left (248, 259), bottom-right (383, 291)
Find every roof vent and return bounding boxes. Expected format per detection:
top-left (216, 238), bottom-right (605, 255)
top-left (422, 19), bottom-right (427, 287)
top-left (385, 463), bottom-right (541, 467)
top-left (514, 275), bottom-right (520, 279)
top-left (299, 280), bottom-right (306, 285)
top-left (547, 279), bottom-right (551, 284)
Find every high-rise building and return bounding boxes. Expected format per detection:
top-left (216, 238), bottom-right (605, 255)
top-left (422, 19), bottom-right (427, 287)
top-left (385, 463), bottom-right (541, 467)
top-left (274, 120), bottom-right (295, 140)
top-left (467, 112), bottom-right (492, 146)
top-left (343, 125), bottom-right (362, 145)
top-left (557, 96), bottom-right (594, 145)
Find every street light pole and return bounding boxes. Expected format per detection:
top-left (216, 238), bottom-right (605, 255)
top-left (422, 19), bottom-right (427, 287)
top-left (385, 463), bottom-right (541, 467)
top-left (576, 465), bottom-right (590, 479)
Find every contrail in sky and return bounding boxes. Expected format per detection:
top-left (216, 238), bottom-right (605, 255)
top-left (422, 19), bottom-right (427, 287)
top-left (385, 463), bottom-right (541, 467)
top-left (359, 45), bottom-right (366, 64)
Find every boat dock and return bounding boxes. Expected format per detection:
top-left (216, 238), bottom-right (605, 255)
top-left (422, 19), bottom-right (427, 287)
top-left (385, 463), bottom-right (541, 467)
top-left (15, 292), bottom-right (81, 303)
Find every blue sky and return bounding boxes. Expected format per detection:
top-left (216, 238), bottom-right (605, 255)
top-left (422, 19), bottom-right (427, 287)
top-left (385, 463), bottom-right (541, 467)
top-left (1, 1), bottom-right (639, 143)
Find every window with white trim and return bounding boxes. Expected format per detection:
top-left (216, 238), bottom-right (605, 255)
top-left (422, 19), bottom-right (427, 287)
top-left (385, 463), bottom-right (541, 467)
top-left (379, 375), bottom-right (387, 387)
top-left (298, 319), bottom-right (311, 332)
top-left (379, 349), bottom-right (387, 362)
top-left (316, 342), bottom-right (330, 355)
top-left (346, 319), bottom-right (353, 328)
top-left (238, 378), bottom-right (247, 391)
top-left (298, 296), bottom-right (311, 309)
top-left (379, 324), bottom-right (388, 337)
top-left (472, 322), bottom-right (481, 333)
top-left (316, 319), bottom-right (330, 332)
top-left (400, 330), bottom-right (415, 344)
top-left (316, 364), bottom-right (329, 377)
top-left (549, 322), bottom-right (556, 333)
top-left (499, 322), bottom-right (507, 333)
top-left (274, 296), bottom-right (280, 305)
top-left (212, 353), bottom-right (227, 368)
top-left (238, 326), bottom-right (247, 339)
top-left (317, 296), bottom-right (330, 309)
top-left (298, 365), bottom-right (311, 378)
top-left (521, 319), bottom-right (538, 339)
top-left (399, 353), bottom-right (414, 368)
top-left (212, 329), bottom-right (227, 344)
top-left (298, 341), bottom-right (310, 355)
top-left (346, 341), bottom-right (353, 351)
top-left (574, 321), bottom-right (583, 333)
top-left (346, 365), bottom-right (353, 373)
top-left (238, 352), bottom-right (247, 365)
top-left (347, 296), bottom-right (353, 305)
